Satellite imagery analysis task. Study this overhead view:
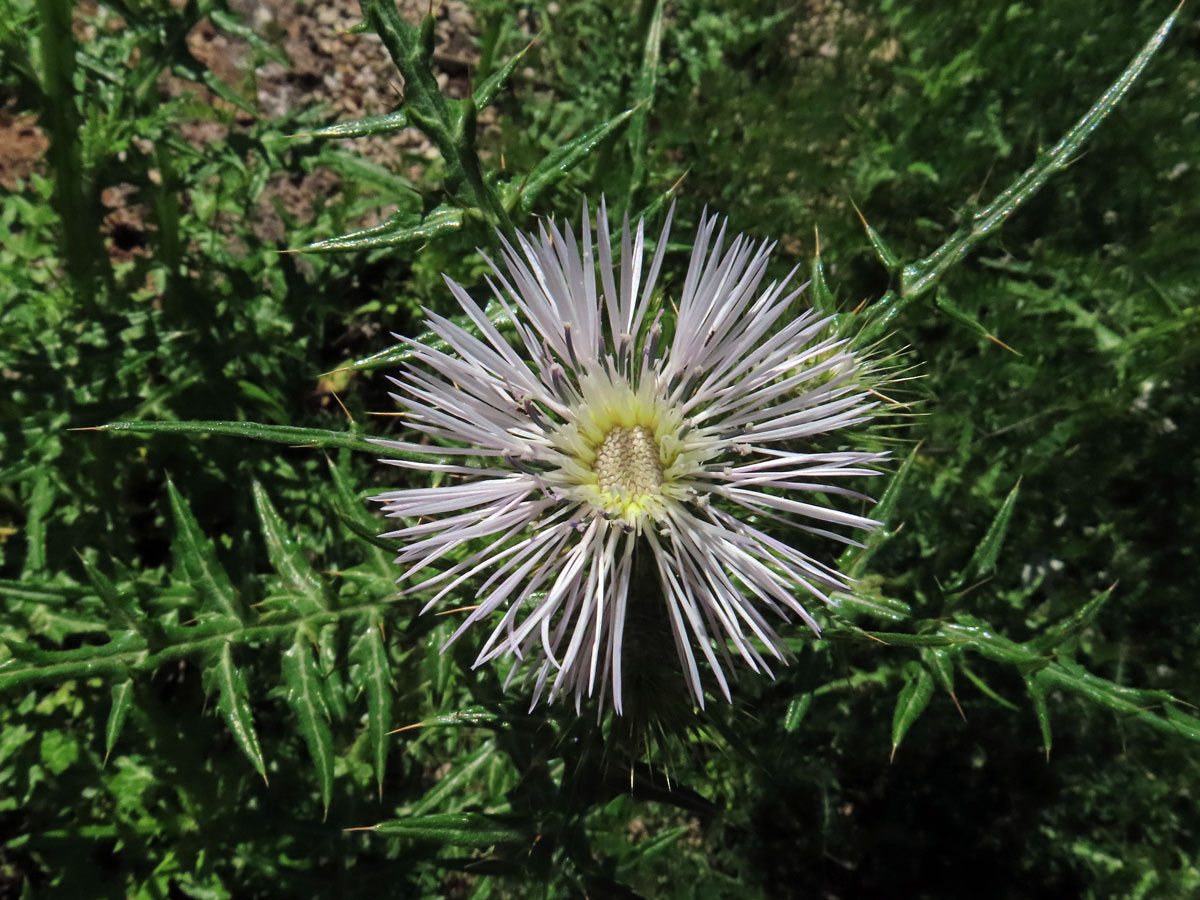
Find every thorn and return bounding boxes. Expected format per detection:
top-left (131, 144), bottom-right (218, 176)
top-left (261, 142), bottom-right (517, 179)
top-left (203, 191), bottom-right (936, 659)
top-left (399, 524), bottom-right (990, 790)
top-left (890, 743), bottom-right (897, 763)
top-left (330, 389), bottom-right (354, 424)
top-left (850, 197), bottom-right (868, 229)
top-left (668, 168), bottom-right (690, 195)
top-left (67, 425), bottom-right (104, 432)
top-left (971, 158), bottom-right (998, 205)
top-left (954, 575), bottom-right (994, 599)
top-left (985, 333), bottom-right (1022, 356)
top-left (868, 388), bottom-right (907, 406)
top-left (851, 297), bottom-right (869, 314)
top-left (435, 605), bottom-right (481, 616)
top-left (343, 825), bottom-right (376, 832)
top-left (950, 691), bottom-right (966, 721)
top-left (386, 722), bottom-right (425, 736)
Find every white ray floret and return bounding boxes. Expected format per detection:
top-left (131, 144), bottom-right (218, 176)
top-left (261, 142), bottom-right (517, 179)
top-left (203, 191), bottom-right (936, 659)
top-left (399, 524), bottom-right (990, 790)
top-left (372, 200), bottom-right (887, 713)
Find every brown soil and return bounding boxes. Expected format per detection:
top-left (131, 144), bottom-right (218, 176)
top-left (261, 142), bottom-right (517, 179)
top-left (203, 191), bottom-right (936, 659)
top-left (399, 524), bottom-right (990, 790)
top-left (176, 0), bottom-right (485, 235)
top-left (0, 110), bottom-right (49, 191)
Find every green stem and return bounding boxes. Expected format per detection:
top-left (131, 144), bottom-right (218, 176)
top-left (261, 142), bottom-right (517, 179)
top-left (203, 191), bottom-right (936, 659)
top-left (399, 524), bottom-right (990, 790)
top-left (857, 3), bottom-right (1182, 344)
top-left (358, 0), bottom-right (516, 241)
top-left (0, 598), bottom-right (396, 692)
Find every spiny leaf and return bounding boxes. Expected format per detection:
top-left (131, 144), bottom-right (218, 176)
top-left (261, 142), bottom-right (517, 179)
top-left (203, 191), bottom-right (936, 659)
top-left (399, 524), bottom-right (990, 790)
top-left (1025, 669), bottom-right (1053, 760)
top-left (853, 200), bottom-right (900, 271)
top-left (283, 634), bottom-right (335, 814)
top-left (79, 555), bottom-right (139, 627)
top-left (856, 5), bottom-right (1183, 343)
top-left (0, 597), bottom-right (391, 694)
top-left (828, 589), bottom-right (912, 623)
top-left (168, 480), bottom-right (244, 622)
top-left (921, 646), bottom-right (964, 718)
top-left (0, 631), bottom-right (147, 690)
top-left (939, 618), bottom-right (1045, 665)
top-left (357, 0), bottom-right (514, 237)
top-left (215, 643), bottom-right (267, 781)
top-left (328, 459), bottom-right (392, 576)
top-left (87, 420), bottom-right (377, 453)
top-left (253, 482), bottom-right (331, 615)
top-left (316, 625), bottom-right (350, 723)
top-left (626, 0), bottom-right (665, 204)
top-left (934, 290), bottom-right (1018, 353)
top-left (1030, 584), bottom-right (1116, 653)
top-left (295, 208), bottom-right (417, 252)
top-left (333, 508), bottom-right (398, 558)
top-left (783, 693), bottom-right (813, 733)
top-left (841, 441), bottom-right (922, 576)
top-left (391, 706), bottom-right (522, 732)
top-left (891, 665), bottom-right (934, 759)
top-left (104, 679), bottom-right (134, 764)
top-left (960, 662), bottom-right (1020, 710)
top-left (21, 468), bottom-right (52, 576)
top-left (920, 646), bottom-right (957, 697)
top-left (352, 611), bottom-right (393, 795)
top-left (303, 109), bottom-right (409, 140)
top-left (366, 812), bottom-right (528, 847)
top-left (631, 177), bottom-right (684, 230)
top-left (298, 205), bottom-right (463, 254)
top-left (0, 580), bottom-right (89, 604)
top-left (809, 227), bottom-right (835, 313)
top-left (209, 8), bottom-right (289, 66)
top-left (426, 706), bottom-right (507, 728)
top-left (1037, 660), bottom-right (1200, 744)
top-left (949, 478), bottom-right (1021, 590)
top-left (1162, 705), bottom-right (1200, 744)
top-left (407, 738), bottom-right (495, 816)
top-left (170, 58), bottom-right (255, 115)
top-left (472, 39), bottom-right (533, 110)
top-left (329, 299), bottom-right (513, 375)
top-left (321, 150), bottom-right (421, 201)
top-left (518, 106), bottom-right (637, 214)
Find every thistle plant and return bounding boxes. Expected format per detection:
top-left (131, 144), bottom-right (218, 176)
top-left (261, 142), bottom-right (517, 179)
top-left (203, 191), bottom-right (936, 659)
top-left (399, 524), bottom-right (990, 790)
top-left (4, 0), bottom-right (1200, 896)
top-left (373, 201), bottom-right (885, 712)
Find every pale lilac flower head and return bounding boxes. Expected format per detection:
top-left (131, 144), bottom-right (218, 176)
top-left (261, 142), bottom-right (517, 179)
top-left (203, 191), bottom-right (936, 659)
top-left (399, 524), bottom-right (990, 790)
top-left (372, 201), bottom-right (885, 713)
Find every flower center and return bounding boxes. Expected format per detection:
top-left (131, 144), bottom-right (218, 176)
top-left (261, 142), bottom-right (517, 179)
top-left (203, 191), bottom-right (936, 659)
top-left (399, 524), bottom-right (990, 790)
top-left (594, 425), bottom-right (664, 500)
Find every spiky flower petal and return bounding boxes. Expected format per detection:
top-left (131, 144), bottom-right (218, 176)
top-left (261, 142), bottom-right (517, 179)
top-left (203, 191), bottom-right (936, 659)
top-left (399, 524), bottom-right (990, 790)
top-left (372, 202), bottom-right (886, 712)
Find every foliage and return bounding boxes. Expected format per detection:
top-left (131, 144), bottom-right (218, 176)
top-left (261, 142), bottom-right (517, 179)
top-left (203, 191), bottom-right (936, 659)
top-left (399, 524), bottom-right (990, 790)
top-left (2, 0), bottom-right (1199, 897)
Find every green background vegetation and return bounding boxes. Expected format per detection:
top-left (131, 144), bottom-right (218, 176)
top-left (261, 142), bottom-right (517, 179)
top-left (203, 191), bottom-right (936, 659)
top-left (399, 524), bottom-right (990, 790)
top-left (1, 0), bottom-right (1198, 896)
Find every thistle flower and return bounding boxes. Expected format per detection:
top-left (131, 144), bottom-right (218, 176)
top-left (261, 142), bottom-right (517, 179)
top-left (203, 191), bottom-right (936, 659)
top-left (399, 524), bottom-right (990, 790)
top-left (372, 202), bottom-right (886, 713)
